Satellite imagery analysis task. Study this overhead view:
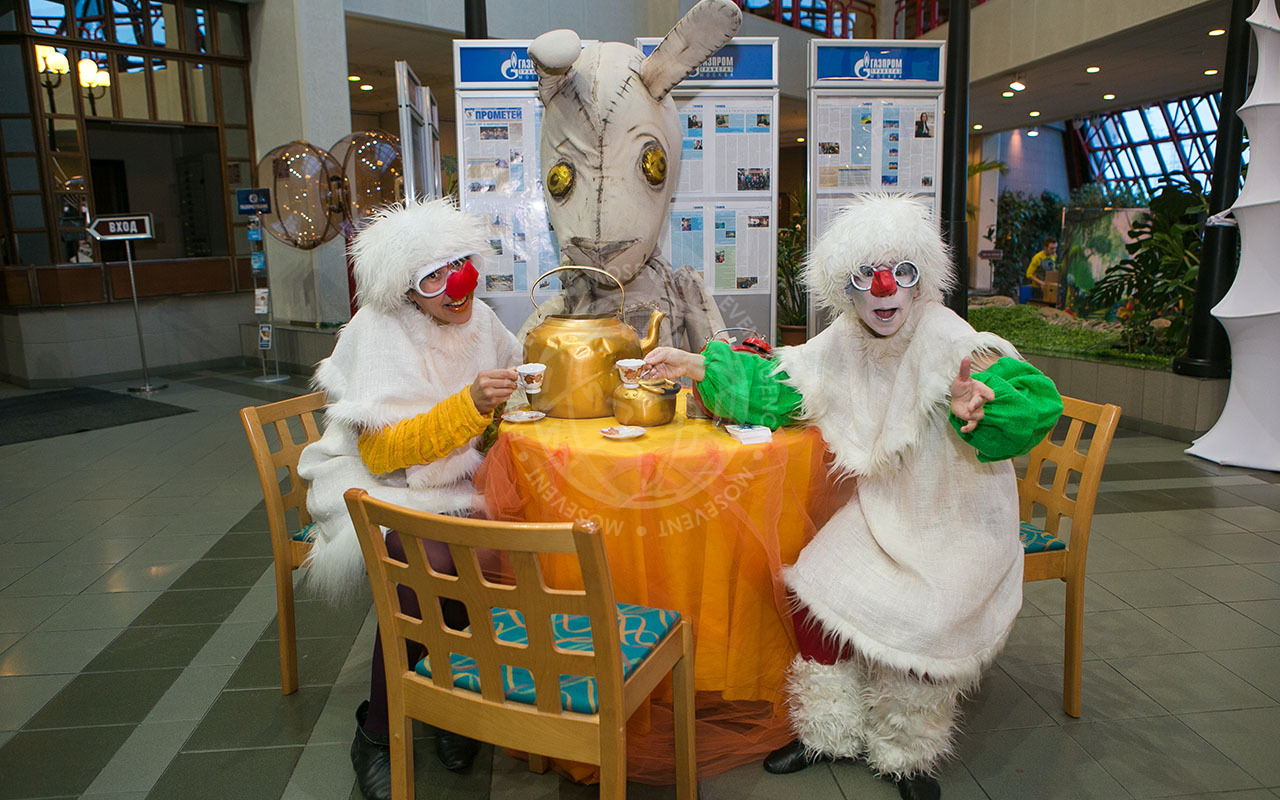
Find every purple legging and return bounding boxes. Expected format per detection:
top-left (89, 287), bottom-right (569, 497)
top-left (362, 530), bottom-right (468, 736)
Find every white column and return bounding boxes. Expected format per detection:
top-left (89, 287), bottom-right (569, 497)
top-left (248, 0), bottom-right (353, 325)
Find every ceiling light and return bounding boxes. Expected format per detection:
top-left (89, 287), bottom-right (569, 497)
top-left (796, 137), bottom-right (805, 143)
top-left (1026, 128), bottom-right (1040, 137)
top-left (1085, 66), bottom-right (1100, 74)
top-left (348, 75), bottom-right (361, 81)
top-left (1028, 110), bottom-right (1041, 117)
top-left (360, 84), bottom-right (373, 91)
top-left (1009, 78), bottom-right (1026, 92)
top-left (1103, 93), bottom-right (1116, 100)
top-left (1002, 90), bottom-right (1015, 98)
top-left (1209, 28), bottom-right (1225, 36)
top-left (972, 123), bottom-right (983, 131)
top-left (1204, 68), bottom-right (1219, 76)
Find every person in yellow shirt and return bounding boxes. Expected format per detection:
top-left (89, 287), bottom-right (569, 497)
top-left (297, 198), bottom-right (522, 800)
top-left (1024, 237), bottom-right (1057, 301)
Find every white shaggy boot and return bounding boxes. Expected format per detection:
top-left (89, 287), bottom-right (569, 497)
top-left (784, 655), bottom-right (868, 761)
top-left (862, 665), bottom-right (967, 780)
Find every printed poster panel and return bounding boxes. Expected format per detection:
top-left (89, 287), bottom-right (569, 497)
top-left (814, 97), bottom-right (937, 196)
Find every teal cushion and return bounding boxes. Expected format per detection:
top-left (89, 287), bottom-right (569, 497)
top-left (1020, 521), bottom-right (1066, 554)
top-left (414, 602), bottom-right (679, 714)
top-left (291, 523), bottom-right (316, 542)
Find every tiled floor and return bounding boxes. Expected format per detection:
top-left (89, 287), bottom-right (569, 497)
top-left (3, 368), bottom-right (1280, 799)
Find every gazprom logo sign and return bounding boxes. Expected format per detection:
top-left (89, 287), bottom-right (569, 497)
top-left (636, 40), bottom-right (775, 85)
top-left (853, 51), bottom-right (904, 80)
top-left (456, 43), bottom-right (539, 87)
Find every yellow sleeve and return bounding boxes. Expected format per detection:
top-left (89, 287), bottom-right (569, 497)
top-left (357, 387), bottom-right (491, 475)
top-left (1026, 252), bottom-right (1044, 279)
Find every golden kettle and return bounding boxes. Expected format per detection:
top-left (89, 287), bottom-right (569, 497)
top-left (613, 379), bottom-right (680, 427)
top-left (524, 266), bottom-right (666, 419)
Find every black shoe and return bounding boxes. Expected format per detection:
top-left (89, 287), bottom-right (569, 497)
top-left (435, 729), bottom-right (480, 772)
top-left (896, 773), bottom-right (941, 800)
top-left (351, 701), bottom-right (392, 800)
top-left (763, 738), bottom-right (830, 774)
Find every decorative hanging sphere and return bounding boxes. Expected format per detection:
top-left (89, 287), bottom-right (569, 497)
top-left (330, 130), bottom-right (403, 224)
top-left (257, 140), bottom-right (343, 250)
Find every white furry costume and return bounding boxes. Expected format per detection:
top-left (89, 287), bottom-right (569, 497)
top-left (297, 200), bottom-right (521, 596)
top-left (776, 196), bottom-right (1024, 777)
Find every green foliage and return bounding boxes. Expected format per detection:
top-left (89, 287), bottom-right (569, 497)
top-left (969, 305), bottom-right (1170, 369)
top-left (777, 193), bottom-right (809, 326)
top-left (1087, 183), bottom-right (1207, 357)
top-left (987, 190), bottom-right (1063, 297)
top-left (966, 159), bottom-right (1008, 220)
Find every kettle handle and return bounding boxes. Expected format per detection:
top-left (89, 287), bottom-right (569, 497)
top-left (530, 266), bottom-right (625, 314)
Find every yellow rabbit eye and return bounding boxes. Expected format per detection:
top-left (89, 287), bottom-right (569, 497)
top-left (546, 162), bottom-right (574, 199)
top-left (640, 145), bottom-right (667, 186)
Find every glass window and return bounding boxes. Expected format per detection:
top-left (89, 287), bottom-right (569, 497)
top-left (115, 50), bottom-right (148, 117)
top-left (149, 0), bottom-right (177, 48)
top-left (51, 152), bottom-right (84, 190)
top-left (1, 0), bottom-right (17, 30)
top-left (218, 64), bottom-right (245, 124)
top-left (1146, 108), bottom-right (1170, 139)
top-left (78, 50), bottom-right (113, 117)
top-left (77, 0), bottom-right (107, 41)
top-left (57, 192), bottom-right (87, 226)
top-left (182, 1), bottom-right (209, 53)
top-left (186, 61), bottom-right (213, 122)
top-left (48, 117), bottom-right (77, 152)
top-left (35, 44), bottom-right (75, 115)
top-left (224, 125), bottom-right (249, 158)
top-left (6, 155), bottom-right (40, 190)
top-left (1157, 141), bottom-right (1183, 174)
top-left (216, 0), bottom-right (243, 56)
top-left (0, 45), bottom-right (30, 113)
top-left (15, 231), bottom-right (50, 265)
top-left (112, 0), bottom-right (145, 45)
top-left (2, 117), bottom-right (36, 151)
top-left (27, 0), bottom-right (67, 35)
top-left (153, 57), bottom-right (182, 121)
top-left (11, 193), bottom-right (45, 227)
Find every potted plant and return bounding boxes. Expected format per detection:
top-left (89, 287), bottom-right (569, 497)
top-left (777, 193), bottom-right (808, 345)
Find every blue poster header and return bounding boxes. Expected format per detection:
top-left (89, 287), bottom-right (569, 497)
top-left (455, 42), bottom-right (538, 88)
top-left (814, 42), bottom-right (942, 85)
top-left (638, 39), bottom-right (776, 85)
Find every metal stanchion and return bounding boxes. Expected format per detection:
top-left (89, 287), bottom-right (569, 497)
top-left (123, 239), bottom-right (167, 394)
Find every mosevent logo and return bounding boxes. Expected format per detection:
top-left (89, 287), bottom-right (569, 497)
top-left (500, 50), bottom-right (536, 80)
top-left (853, 50), bottom-right (904, 79)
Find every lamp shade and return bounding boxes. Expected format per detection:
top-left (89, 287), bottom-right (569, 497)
top-left (257, 141), bottom-right (344, 250)
top-left (329, 130), bottom-right (403, 224)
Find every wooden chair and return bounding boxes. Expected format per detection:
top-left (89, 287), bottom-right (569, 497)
top-left (239, 391), bottom-right (326, 695)
top-left (344, 488), bottom-right (696, 800)
top-left (1017, 395), bottom-right (1121, 718)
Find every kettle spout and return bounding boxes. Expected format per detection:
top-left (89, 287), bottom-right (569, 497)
top-left (640, 309), bottom-right (668, 353)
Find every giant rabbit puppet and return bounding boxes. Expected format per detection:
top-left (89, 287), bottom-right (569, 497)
top-left (518, 0), bottom-right (740, 349)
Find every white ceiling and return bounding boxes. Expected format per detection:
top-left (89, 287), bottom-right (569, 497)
top-left (345, 0), bottom-right (1243, 144)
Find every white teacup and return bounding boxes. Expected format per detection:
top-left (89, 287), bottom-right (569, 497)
top-left (615, 358), bottom-right (646, 388)
top-left (516, 363), bottom-right (547, 394)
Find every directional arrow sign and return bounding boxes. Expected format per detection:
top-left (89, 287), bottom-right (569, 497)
top-left (88, 214), bottom-right (154, 241)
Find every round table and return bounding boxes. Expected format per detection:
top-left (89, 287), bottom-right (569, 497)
top-left (475, 392), bottom-right (845, 781)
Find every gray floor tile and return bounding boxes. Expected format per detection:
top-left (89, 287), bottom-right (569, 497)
top-left (42, 537), bottom-right (146, 566)
top-left (0, 673), bottom-right (74, 731)
top-left (958, 725), bottom-right (1128, 800)
top-left (1090, 511), bottom-right (1180, 539)
top-left (85, 719), bottom-right (199, 795)
top-left (169, 556), bottom-right (272, 590)
top-left (1179, 706), bottom-right (1280, 786)
top-left (1229, 599), bottom-right (1280, 635)
top-left (84, 624), bottom-right (218, 672)
top-left (1004, 659), bottom-right (1167, 722)
top-left (87, 559), bottom-right (194, 593)
top-left (1074, 608), bottom-right (1194, 659)
top-left (147, 746), bottom-right (303, 800)
top-left (0, 723), bottom-right (134, 799)
top-left (131, 587), bottom-right (248, 627)
top-left (1080, 536), bottom-right (1160, 573)
top-left (997, 615), bottom-right (1078, 669)
top-left (0, 627), bottom-right (122, 675)
top-left (1208, 507), bottom-right (1280, 532)
top-left (126, 534), bottom-right (222, 563)
top-left (1245, 562), bottom-right (1280, 583)
top-left (146, 664), bottom-right (237, 723)
top-left (0, 560), bottom-right (115, 597)
top-left (182, 687), bottom-right (329, 749)
top-left (1117, 535), bottom-right (1235, 569)
top-left (1189, 533), bottom-right (1280, 564)
top-left (227, 635), bottom-right (354, 691)
top-left (1143, 604), bottom-right (1280, 650)
top-left (0, 594), bottom-right (70, 633)
top-left (281, 742), bottom-right (358, 800)
top-left (486, 748), bottom-right (561, 800)
top-left (1137, 509), bottom-right (1248, 535)
top-left (962, 667), bottom-right (1058, 732)
top-left (1207, 647), bottom-right (1280, 702)
top-left (24, 668), bottom-right (181, 729)
top-left (1023, 577), bottom-right (1129, 615)
top-left (1109, 652), bottom-right (1274, 714)
top-left (0, 541), bottom-right (67, 569)
top-left (1065, 714), bottom-right (1259, 797)
top-left (1168, 564), bottom-right (1280, 602)
top-left (263, 596), bottom-right (375, 641)
top-left (188, 621), bottom-right (274, 667)
top-left (1091, 569), bottom-right (1218, 607)
top-left (36, 590), bottom-right (160, 632)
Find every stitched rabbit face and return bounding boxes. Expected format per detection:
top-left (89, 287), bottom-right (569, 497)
top-left (529, 0), bottom-right (741, 286)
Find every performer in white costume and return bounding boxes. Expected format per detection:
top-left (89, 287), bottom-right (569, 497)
top-left (644, 194), bottom-right (1062, 799)
top-left (297, 199), bottom-right (522, 800)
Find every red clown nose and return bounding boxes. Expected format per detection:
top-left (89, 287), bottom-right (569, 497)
top-left (870, 269), bottom-right (898, 297)
top-left (444, 259), bottom-right (479, 299)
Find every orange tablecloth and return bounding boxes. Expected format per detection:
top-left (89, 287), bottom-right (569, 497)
top-left (475, 393), bottom-right (843, 780)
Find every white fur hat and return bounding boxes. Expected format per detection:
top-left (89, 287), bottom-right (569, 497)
top-left (803, 193), bottom-right (956, 313)
top-left (349, 198), bottom-right (491, 314)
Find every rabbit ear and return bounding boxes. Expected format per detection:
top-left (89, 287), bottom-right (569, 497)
top-left (528, 29), bottom-right (581, 102)
top-left (639, 0), bottom-right (741, 102)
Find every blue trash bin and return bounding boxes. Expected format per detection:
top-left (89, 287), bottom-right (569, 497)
top-left (1018, 285), bottom-right (1032, 304)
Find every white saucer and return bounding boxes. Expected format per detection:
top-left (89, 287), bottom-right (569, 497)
top-left (502, 410), bottom-right (546, 423)
top-left (600, 425), bottom-right (646, 440)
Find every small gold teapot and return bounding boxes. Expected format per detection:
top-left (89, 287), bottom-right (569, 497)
top-left (524, 266), bottom-right (666, 419)
top-left (613, 379), bottom-right (680, 427)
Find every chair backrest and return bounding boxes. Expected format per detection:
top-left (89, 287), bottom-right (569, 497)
top-left (1017, 395), bottom-right (1122, 561)
top-left (344, 488), bottom-right (627, 718)
top-left (239, 391), bottom-right (326, 542)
